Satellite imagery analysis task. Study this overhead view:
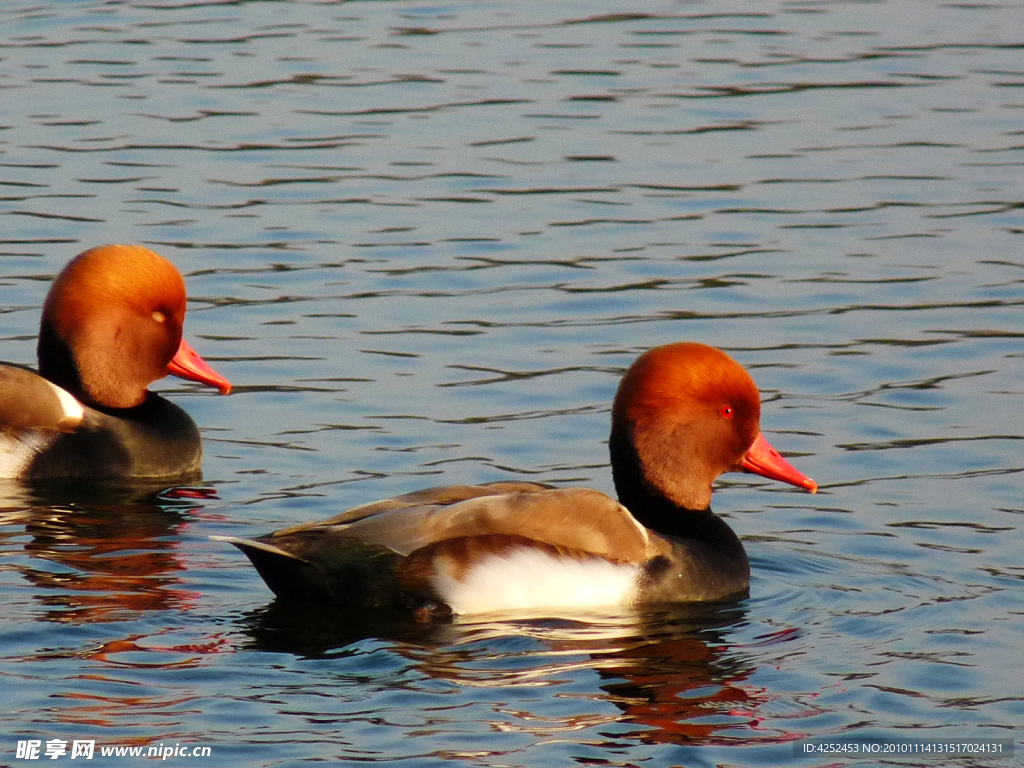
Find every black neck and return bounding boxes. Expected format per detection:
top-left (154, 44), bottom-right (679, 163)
top-left (37, 321), bottom-right (85, 399)
top-left (609, 425), bottom-right (743, 552)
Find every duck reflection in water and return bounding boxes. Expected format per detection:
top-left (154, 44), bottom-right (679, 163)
top-left (241, 600), bottom-right (792, 748)
top-left (3, 482), bottom-right (219, 623)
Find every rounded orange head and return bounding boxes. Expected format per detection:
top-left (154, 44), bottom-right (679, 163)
top-left (611, 342), bottom-right (815, 511)
top-left (38, 244), bottom-right (230, 408)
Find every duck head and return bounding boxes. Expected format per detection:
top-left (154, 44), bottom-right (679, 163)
top-left (610, 342), bottom-right (815, 516)
top-left (37, 244), bottom-right (231, 409)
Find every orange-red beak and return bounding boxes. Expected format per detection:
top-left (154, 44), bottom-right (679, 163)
top-left (740, 432), bottom-right (817, 493)
top-left (167, 338), bottom-right (232, 395)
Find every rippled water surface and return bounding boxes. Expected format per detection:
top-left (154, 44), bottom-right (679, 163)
top-left (2, 0), bottom-right (1023, 765)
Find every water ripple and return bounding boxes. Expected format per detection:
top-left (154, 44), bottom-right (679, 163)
top-left (3, 0), bottom-right (1023, 764)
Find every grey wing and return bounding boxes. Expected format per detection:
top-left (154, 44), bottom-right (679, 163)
top-left (0, 366), bottom-right (86, 478)
top-left (273, 483), bottom-right (667, 564)
top-left (0, 365), bottom-right (84, 432)
top-left (296, 481), bottom-right (557, 528)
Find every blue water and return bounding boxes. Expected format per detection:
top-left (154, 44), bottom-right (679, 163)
top-left (2, 1), bottom-right (1022, 765)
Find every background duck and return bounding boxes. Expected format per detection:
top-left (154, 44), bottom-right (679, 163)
top-left (0, 244), bottom-right (231, 480)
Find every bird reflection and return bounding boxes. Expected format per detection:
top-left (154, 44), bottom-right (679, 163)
top-left (1, 481), bottom-right (217, 623)
top-left (240, 599), bottom-right (777, 747)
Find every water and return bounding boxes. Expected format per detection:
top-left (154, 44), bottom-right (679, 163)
top-left (2, 0), bottom-right (1023, 765)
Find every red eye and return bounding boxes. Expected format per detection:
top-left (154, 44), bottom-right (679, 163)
top-left (720, 405), bottom-right (734, 419)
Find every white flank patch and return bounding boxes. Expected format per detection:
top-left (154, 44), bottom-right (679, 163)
top-left (433, 547), bottom-right (640, 616)
top-left (46, 381), bottom-right (85, 426)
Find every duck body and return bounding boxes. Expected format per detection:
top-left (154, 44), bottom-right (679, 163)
top-left (225, 482), bottom-right (751, 616)
top-left (220, 343), bottom-right (816, 617)
top-left (0, 376), bottom-right (204, 479)
top-left (0, 245), bottom-right (231, 481)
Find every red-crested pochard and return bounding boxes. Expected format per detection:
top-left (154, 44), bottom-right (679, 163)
top-left (0, 244), bottom-right (231, 480)
top-left (217, 343), bottom-right (816, 616)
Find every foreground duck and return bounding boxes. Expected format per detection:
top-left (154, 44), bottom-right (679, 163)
top-left (218, 343), bottom-right (816, 616)
top-left (0, 244), bottom-right (231, 480)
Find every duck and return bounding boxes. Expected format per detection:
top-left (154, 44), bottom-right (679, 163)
top-left (0, 244), bottom-right (231, 481)
top-left (216, 342), bottom-right (816, 617)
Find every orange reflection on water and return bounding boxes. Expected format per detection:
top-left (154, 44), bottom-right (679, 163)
top-left (16, 486), bottom-right (215, 622)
